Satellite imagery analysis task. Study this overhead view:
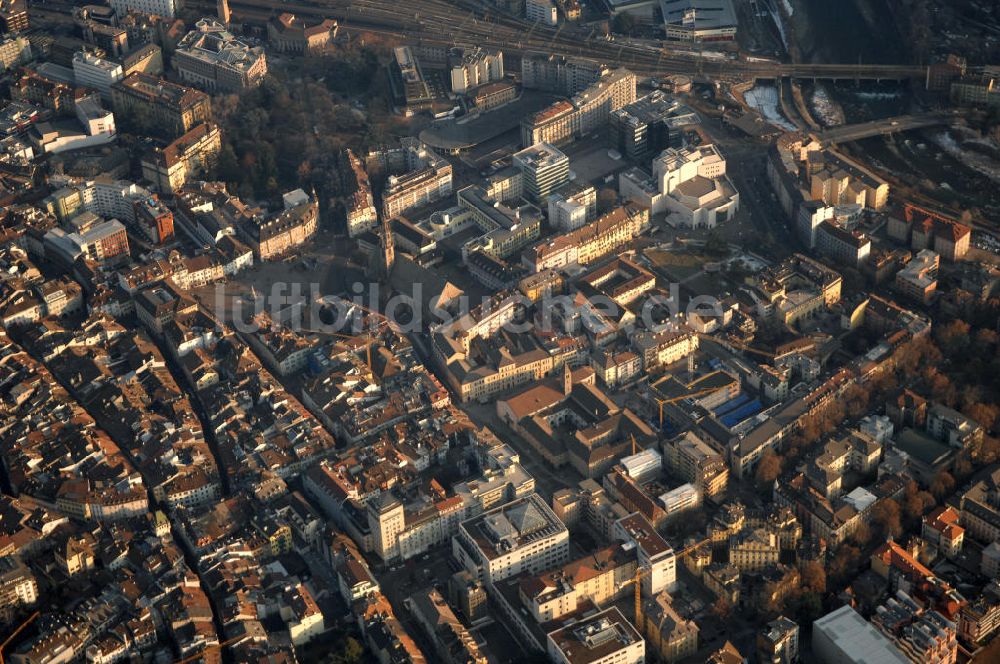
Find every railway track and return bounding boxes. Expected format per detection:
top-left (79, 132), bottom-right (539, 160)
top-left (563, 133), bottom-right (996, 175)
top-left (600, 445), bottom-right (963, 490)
top-left (187, 0), bottom-right (926, 81)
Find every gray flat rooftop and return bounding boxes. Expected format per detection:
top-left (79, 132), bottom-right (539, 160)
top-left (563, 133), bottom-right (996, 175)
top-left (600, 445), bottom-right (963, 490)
top-left (420, 92), bottom-right (557, 151)
top-left (661, 0), bottom-right (738, 30)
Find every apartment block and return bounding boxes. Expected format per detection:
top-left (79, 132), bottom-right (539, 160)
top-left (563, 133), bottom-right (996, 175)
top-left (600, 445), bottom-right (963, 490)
top-left (0, 0), bottom-right (28, 32)
top-left (378, 142), bottom-right (453, 219)
top-left (631, 328), bottom-right (698, 370)
top-left (109, 0), bottom-right (177, 18)
top-left (871, 592), bottom-right (958, 664)
top-left (614, 512), bottom-right (676, 595)
top-left (644, 593), bottom-right (699, 663)
top-left (0, 555), bottom-right (37, 610)
top-left (521, 52), bottom-right (604, 95)
top-left (341, 149), bottom-right (378, 237)
top-left (44, 215), bottom-right (129, 265)
top-left (526, 0), bottom-right (558, 26)
top-left (237, 190), bottom-right (318, 260)
top-left (816, 220), bottom-right (871, 268)
top-left (111, 73), bottom-right (212, 139)
top-left (922, 506), bottom-right (964, 559)
top-left (663, 431), bottom-right (729, 502)
top-left (141, 122), bottom-right (222, 194)
top-left (523, 203), bottom-right (650, 272)
top-left (0, 34), bottom-right (30, 71)
top-left (757, 616), bottom-right (799, 664)
top-left (522, 68), bottom-right (636, 146)
top-left (548, 182), bottom-right (597, 230)
top-left (807, 149), bottom-right (889, 210)
top-left (895, 249), bottom-right (939, 304)
top-left (472, 81), bottom-right (518, 111)
top-left (502, 544), bottom-right (637, 627)
top-left (448, 46), bottom-right (504, 94)
top-left (887, 204), bottom-right (971, 261)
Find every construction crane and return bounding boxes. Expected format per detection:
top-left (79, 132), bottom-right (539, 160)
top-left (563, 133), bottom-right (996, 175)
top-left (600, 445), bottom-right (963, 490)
top-left (331, 330), bottom-right (380, 373)
top-left (677, 536), bottom-right (712, 558)
top-left (650, 385), bottom-right (722, 431)
top-left (341, 298), bottom-right (402, 335)
top-left (173, 634), bottom-right (247, 664)
top-left (0, 611), bottom-right (39, 664)
top-left (621, 566), bottom-right (649, 630)
top-left (622, 537), bottom-right (714, 631)
top-left (696, 333), bottom-right (777, 361)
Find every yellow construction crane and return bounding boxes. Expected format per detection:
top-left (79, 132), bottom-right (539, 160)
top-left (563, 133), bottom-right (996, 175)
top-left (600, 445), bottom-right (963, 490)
top-left (0, 611), bottom-right (38, 664)
top-left (651, 385), bottom-right (722, 431)
top-left (343, 299), bottom-right (403, 335)
top-left (331, 330), bottom-right (380, 373)
top-left (677, 536), bottom-right (712, 558)
top-left (622, 537), bottom-right (714, 630)
top-left (173, 634), bottom-right (247, 664)
top-left (696, 333), bottom-right (777, 360)
top-left (621, 566), bottom-right (649, 630)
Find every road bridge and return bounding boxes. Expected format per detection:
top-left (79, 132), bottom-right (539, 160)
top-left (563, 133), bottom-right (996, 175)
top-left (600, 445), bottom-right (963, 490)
top-left (815, 112), bottom-right (962, 145)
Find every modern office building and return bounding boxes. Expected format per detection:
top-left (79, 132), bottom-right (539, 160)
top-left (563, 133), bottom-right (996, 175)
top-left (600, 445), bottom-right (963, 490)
top-left (513, 142), bottom-right (570, 203)
top-left (458, 185), bottom-right (543, 261)
top-left (72, 51), bottom-right (123, 101)
top-left (813, 605), bottom-right (909, 664)
top-left (661, 0), bottom-right (738, 42)
top-left (614, 512), bottom-right (676, 595)
top-left (796, 200), bottom-right (835, 249)
top-left (546, 608), bottom-right (645, 664)
top-left (610, 90), bottom-right (678, 161)
top-left (452, 493), bottom-right (570, 586)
